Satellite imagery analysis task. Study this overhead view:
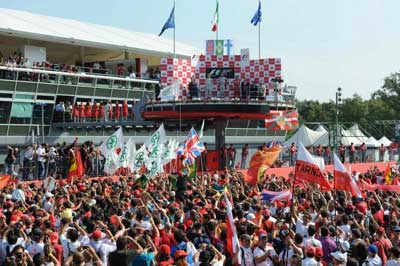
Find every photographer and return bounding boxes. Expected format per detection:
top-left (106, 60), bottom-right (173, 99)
top-left (4, 244), bottom-right (34, 266)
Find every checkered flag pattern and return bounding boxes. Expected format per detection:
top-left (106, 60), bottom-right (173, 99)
top-left (160, 56), bottom-right (282, 99)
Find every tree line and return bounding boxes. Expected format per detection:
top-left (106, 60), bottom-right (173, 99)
top-left (296, 72), bottom-right (400, 139)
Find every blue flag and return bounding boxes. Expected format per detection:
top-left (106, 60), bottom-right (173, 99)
top-left (251, 1), bottom-right (262, 26)
top-left (159, 5), bottom-right (175, 36)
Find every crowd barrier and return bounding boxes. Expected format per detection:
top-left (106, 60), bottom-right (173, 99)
top-left (3, 161), bottom-right (396, 190)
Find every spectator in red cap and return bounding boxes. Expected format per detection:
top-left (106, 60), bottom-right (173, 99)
top-left (302, 246), bottom-right (317, 266)
top-left (157, 244), bottom-right (173, 266)
top-left (314, 247), bottom-right (324, 266)
top-left (174, 250), bottom-right (188, 266)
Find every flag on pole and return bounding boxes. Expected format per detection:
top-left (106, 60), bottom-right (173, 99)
top-left (177, 127), bottom-right (205, 165)
top-left (251, 0), bottom-right (262, 26)
top-left (211, 0), bottom-right (219, 32)
top-left (265, 111), bottom-right (299, 130)
top-left (159, 81), bottom-right (180, 101)
top-left (333, 154), bottom-right (363, 198)
top-left (66, 148), bottom-right (84, 182)
top-left (224, 189), bottom-right (240, 257)
top-left (100, 127), bottom-right (124, 174)
top-left (159, 4), bottom-right (175, 36)
top-left (133, 144), bottom-right (148, 170)
top-left (262, 190), bottom-right (292, 202)
top-left (245, 146), bottom-right (281, 185)
top-left (199, 119), bottom-right (205, 139)
top-left (295, 143), bottom-right (332, 191)
top-left (145, 123), bottom-right (166, 150)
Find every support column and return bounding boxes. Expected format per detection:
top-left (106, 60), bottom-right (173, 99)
top-left (215, 120), bottom-right (227, 170)
top-left (80, 46), bottom-right (85, 66)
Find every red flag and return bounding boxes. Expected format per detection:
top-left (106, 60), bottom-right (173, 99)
top-left (295, 143), bottom-right (332, 191)
top-left (333, 154), bottom-right (363, 198)
top-left (265, 110), bottom-right (299, 130)
top-left (66, 148), bottom-right (84, 183)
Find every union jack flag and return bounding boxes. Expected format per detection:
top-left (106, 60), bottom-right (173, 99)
top-left (177, 127), bottom-right (205, 165)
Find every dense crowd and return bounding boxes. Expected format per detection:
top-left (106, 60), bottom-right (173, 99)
top-left (0, 152), bottom-right (398, 266)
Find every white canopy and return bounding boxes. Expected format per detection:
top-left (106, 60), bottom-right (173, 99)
top-left (315, 124), bottom-right (327, 133)
top-left (347, 124), bottom-right (369, 143)
top-left (312, 125), bottom-right (363, 147)
top-left (284, 125), bottom-right (326, 147)
top-left (378, 136), bottom-right (392, 146)
top-left (0, 8), bottom-right (201, 58)
top-left (365, 136), bottom-right (381, 148)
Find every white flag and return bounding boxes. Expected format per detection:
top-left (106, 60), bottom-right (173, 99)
top-left (100, 127), bottom-right (123, 160)
top-left (117, 137), bottom-right (136, 169)
top-left (159, 81), bottom-right (179, 101)
top-left (162, 139), bottom-right (179, 165)
top-left (100, 127), bottom-right (124, 175)
top-left (133, 144), bottom-right (148, 170)
top-left (145, 123), bottom-right (166, 150)
top-left (199, 120), bottom-right (205, 139)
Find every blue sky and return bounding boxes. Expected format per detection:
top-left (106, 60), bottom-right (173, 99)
top-left (3, 0), bottom-right (400, 101)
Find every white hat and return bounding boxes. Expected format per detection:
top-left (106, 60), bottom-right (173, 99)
top-left (331, 251), bottom-right (347, 263)
top-left (134, 174), bottom-right (141, 179)
top-left (45, 192), bottom-right (54, 198)
top-left (88, 199), bottom-right (96, 207)
top-left (246, 213), bottom-right (256, 220)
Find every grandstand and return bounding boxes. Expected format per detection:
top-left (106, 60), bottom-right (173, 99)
top-left (0, 8), bottom-right (295, 155)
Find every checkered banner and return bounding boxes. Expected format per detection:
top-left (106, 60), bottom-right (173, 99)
top-left (160, 55), bottom-right (282, 99)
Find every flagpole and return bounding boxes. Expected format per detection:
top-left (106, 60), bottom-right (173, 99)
top-left (216, 0), bottom-right (219, 41)
top-left (173, 0), bottom-right (176, 58)
top-left (258, 19), bottom-right (261, 60)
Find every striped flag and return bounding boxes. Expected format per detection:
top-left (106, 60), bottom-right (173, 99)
top-left (333, 154), bottom-right (363, 198)
top-left (211, 0), bottom-right (219, 32)
top-left (262, 190), bottom-right (292, 202)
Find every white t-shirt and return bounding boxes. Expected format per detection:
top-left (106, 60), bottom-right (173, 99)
top-left (240, 246), bottom-right (255, 266)
top-left (362, 256), bottom-right (382, 266)
top-left (89, 238), bottom-right (116, 266)
top-left (253, 245), bottom-right (276, 266)
top-left (303, 236), bottom-right (322, 248)
top-left (26, 241), bottom-right (44, 257)
top-left (37, 147), bottom-right (46, 162)
top-left (296, 219), bottom-right (314, 238)
top-left (387, 260), bottom-right (400, 266)
top-left (302, 257), bottom-right (318, 266)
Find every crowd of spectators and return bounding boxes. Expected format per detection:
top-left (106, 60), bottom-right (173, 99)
top-left (0, 146), bottom-right (398, 266)
top-left (288, 143), bottom-right (398, 167)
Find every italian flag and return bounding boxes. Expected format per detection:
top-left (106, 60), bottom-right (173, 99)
top-left (211, 0), bottom-right (219, 32)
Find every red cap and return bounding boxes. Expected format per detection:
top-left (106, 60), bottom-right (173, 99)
top-left (356, 202), bottom-right (367, 214)
top-left (262, 209), bottom-right (271, 217)
top-left (346, 203), bottom-right (355, 209)
top-left (304, 201), bottom-right (311, 208)
top-left (159, 244), bottom-right (171, 255)
top-left (92, 230), bottom-right (102, 240)
top-left (174, 250), bottom-right (188, 260)
top-left (50, 232), bottom-right (59, 244)
top-left (315, 247), bottom-right (323, 258)
top-left (377, 227), bottom-right (385, 234)
top-left (306, 246), bottom-right (315, 256)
